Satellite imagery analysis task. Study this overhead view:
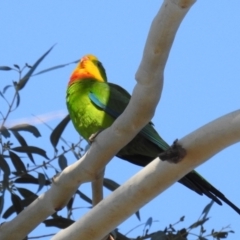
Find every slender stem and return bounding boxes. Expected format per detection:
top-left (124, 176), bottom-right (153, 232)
top-left (0, 69), bottom-right (22, 153)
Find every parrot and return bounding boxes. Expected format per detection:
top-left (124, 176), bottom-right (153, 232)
top-left (66, 54), bottom-right (240, 214)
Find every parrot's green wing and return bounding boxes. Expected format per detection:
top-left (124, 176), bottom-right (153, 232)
top-left (89, 82), bottom-right (169, 151)
top-left (88, 82), bottom-right (240, 214)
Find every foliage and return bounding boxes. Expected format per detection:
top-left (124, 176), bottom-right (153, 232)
top-left (0, 48), bottom-right (234, 239)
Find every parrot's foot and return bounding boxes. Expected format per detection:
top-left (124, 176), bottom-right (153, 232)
top-left (89, 129), bottom-right (105, 143)
top-left (103, 233), bottom-right (115, 240)
top-left (158, 139), bottom-right (186, 164)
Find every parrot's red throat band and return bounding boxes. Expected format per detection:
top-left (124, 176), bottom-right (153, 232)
top-left (68, 71), bottom-right (93, 86)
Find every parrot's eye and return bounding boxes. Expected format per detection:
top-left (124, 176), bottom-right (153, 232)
top-left (93, 60), bottom-right (102, 69)
top-left (97, 62), bottom-right (102, 68)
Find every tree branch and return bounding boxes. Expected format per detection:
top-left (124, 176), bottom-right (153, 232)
top-left (0, 0), bottom-right (205, 239)
top-left (52, 110), bottom-right (240, 240)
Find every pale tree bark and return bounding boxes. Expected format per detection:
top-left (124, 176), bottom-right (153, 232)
top-left (1, 0), bottom-right (240, 240)
top-left (52, 110), bottom-right (240, 240)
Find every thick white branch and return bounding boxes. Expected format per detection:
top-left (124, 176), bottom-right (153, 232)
top-left (0, 0), bottom-right (198, 239)
top-left (52, 110), bottom-right (240, 240)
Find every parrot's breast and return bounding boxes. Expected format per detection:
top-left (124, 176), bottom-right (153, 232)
top-left (66, 81), bottom-right (114, 141)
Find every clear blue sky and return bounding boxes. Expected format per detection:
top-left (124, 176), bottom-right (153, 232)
top-left (1, 1), bottom-right (240, 239)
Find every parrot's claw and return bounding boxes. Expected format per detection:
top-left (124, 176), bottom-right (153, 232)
top-left (158, 139), bottom-right (186, 164)
top-left (103, 233), bottom-right (115, 240)
top-left (89, 129), bottom-right (105, 143)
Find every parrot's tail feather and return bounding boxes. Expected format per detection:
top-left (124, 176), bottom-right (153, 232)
top-left (117, 153), bottom-right (240, 214)
top-left (182, 171), bottom-right (240, 215)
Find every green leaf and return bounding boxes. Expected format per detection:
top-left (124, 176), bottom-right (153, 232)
top-left (9, 151), bottom-right (27, 174)
top-left (76, 190), bottom-right (92, 204)
top-left (0, 155), bottom-right (10, 177)
top-left (3, 85), bottom-right (13, 94)
top-left (212, 231), bottom-right (229, 239)
top-left (67, 197), bottom-right (74, 212)
top-left (33, 59), bottom-right (79, 76)
top-left (15, 173), bottom-right (51, 185)
top-left (10, 131), bottom-right (34, 163)
top-left (201, 200), bottom-right (214, 220)
top-left (17, 44), bottom-right (56, 91)
top-left (50, 114), bottom-right (70, 149)
top-left (11, 146), bottom-right (49, 160)
top-left (3, 205), bottom-right (15, 219)
top-left (17, 187), bottom-right (38, 199)
top-left (9, 123), bottom-right (41, 138)
top-left (3, 195), bottom-right (37, 218)
top-left (11, 193), bottom-right (23, 214)
top-left (0, 91), bottom-right (4, 99)
top-left (0, 126), bottom-right (11, 138)
top-left (179, 216), bottom-right (185, 222)
top-left (13, 64), bottom-right (20, 69)
top-left (0, 194), bottom-right (4, 216)
top-left (37, 172), bottom-right (46, 192)
top-left (144, 217), bottom-right (153, 233)
top-left (135, 211), bottom-right (141, 221)
top-left (15, 91), bottom-right (20, 109)
top-left (178, 228), bottom-right (188, 239)
top-left (0, 66), bottom-right (13, 71)
top-left (43, 217), bottom-right (74, 229)
top-left (58, 155), bottom-right (68, 170)
top-left (189, 218), bottom-right (209, 230)
top-left (103, 178), bottom-right (120, 191)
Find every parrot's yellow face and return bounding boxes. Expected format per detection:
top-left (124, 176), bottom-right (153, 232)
top-left (68, 54), bottom-right (106, 86)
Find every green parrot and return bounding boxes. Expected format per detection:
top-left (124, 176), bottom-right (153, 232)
top-left (66, 54), bottom-right (240, 214)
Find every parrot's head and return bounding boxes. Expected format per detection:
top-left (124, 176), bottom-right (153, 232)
top-left (68, 54), bottom-right (107, 86)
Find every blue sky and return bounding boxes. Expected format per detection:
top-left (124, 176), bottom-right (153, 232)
top-left (1, 1), bottom-right (240, 239)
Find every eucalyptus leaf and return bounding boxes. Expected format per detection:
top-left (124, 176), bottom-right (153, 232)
top-left (50, 114), bottom-right (70, 149)
top-left (17, 45), bottom-right (55, 90)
